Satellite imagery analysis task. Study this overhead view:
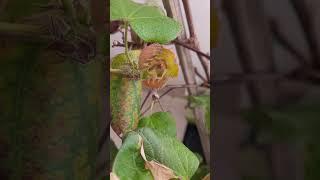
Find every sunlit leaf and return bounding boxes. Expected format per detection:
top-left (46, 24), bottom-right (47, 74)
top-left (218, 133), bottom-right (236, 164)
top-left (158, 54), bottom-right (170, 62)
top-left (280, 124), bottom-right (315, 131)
top-left (110, 0), bottom-right (181, 44)
top-left (138, 111), bottom-right (177, 137)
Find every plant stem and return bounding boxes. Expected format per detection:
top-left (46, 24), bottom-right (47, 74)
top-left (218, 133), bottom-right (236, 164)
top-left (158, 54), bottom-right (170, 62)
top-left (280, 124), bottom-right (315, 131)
top-left (110, 68), bottom-right (123, 74)
top-left (123, 21), bottom-right (136, 68)
top-left (173, 39), bottom-right (210, 60)
top-left (124, 21), bottom-right (129, 54)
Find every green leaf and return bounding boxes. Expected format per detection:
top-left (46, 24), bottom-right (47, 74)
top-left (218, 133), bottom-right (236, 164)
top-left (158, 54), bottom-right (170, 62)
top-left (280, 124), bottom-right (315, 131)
top-left (110, 0), bottom-right (181, 44)
top-left (193, 152), bottom-right (204, 165)
top-left (189, 95), bottom-right (211, 133)
top-left (112, 132), bottom-right (153, 180)
top-left (138, 127), bottom-right (200, 179)
top-left (138, 112), bottom-right (177, 137)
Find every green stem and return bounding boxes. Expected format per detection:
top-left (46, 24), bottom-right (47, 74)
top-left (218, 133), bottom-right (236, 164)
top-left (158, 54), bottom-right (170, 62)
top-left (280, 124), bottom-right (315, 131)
top-left (123, 21), bottom-right (136, 69)
top-left (124, 21), bottom-right (129, 54)
top-left (110, 68), bottom-right (123, 73)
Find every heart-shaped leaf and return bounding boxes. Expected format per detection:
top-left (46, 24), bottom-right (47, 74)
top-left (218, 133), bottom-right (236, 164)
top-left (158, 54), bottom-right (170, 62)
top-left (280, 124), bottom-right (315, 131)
top-left (140, 141), bottom-right (178, 180)
top-left (138, 127), bottom-right (200, 179)
top-left (112, 132), bottom-right (153, 179)
top-left (110, 0), bottom-right (181, 44)
top-left (138, 112), bottom-right (177, 137)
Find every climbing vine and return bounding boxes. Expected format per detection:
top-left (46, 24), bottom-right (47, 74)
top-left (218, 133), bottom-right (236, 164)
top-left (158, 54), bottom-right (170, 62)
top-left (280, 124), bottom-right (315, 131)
top-left (110, 0), bottom-right (210, 179)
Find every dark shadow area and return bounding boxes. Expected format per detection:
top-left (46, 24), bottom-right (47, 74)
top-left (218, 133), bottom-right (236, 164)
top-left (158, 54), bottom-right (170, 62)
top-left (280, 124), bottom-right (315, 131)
top-left (0, 0), bottom-right (108, 179)
top-left (213, 0), bottom-right (320, 179)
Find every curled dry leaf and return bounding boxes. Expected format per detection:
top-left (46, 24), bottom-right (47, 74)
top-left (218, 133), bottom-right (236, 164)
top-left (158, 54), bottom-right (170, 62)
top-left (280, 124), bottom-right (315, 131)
top-left (139, 44), bottom-right (179, 90)
top-left (110, 172), bottom-right (120, 180)
top-left (140, 139), bottom-right (178, 180)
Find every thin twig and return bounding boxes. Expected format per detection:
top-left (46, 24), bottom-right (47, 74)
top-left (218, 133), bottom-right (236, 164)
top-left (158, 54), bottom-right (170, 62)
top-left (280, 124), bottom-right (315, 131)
top-left (156, 98), bottom-right (165, 111)
top-left (141, 84), bottom-right (200, 116)
top-left (181, 0), bottom-right (210, 81)
top-left (112, 40), bottom-right (137, 48)
top-left (124, 21), bottom-right (129, 54)
top-left (197, 53), bottom-right (210, 80)
top-left (195, 67), bottom-right (207, 82)
top-left (182, 0), bottom-right (196, 38)
top-left (173, 39), bottom-right (210, 60)
top-left (141, 90), bottom-right (152, 110)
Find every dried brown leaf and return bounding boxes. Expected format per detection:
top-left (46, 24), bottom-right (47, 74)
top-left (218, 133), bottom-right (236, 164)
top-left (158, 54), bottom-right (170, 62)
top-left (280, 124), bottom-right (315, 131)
top-left (140, 140), bottom-right (178, 180)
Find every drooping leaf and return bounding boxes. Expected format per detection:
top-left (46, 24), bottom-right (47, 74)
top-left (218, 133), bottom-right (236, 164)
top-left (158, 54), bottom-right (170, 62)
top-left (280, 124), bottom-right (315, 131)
top-left (112, 132), bottom-right (153, 180)
top-left (110, 51), bottom-right (142, 136)
top-left (138, 111), bottom-right (177, 137)
top-left (110, 0), bottom-right (181, 44)
top-left (138, 127), bottom-right (200, 179)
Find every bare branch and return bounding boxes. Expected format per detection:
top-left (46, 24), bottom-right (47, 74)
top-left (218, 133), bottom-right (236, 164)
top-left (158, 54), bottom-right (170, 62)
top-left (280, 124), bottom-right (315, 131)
top-left (181, 0), bottom-right (196, 38)
top-left (195, 67), bottom-right (207, 82)
top-left (173, 39), bottom-right (210, 60)
top-left (141, 90), bottom-right (152, 110)
top-left (163, 0), bottom-right (211, 164)
top-left (197, 53), bottom-right (210, 80)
